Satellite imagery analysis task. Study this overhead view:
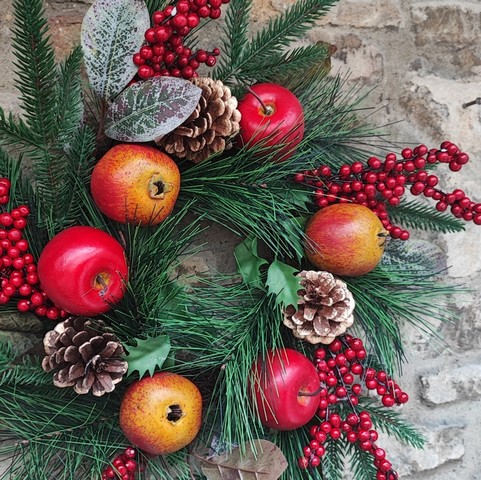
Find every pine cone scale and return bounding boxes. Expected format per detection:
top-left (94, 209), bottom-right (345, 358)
top-left (284, 270), bottom-right (355, 344)
top-left (157, 77), bottom-right (241, 163)
top-left (42, 317), bottom-right (128, 397)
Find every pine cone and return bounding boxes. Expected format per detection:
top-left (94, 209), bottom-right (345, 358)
top-left (283, 270), bottom-right (355, 345)
top-left (157, 77), bottom-right (241, 163)
top-left (41, 317), bottom-right (128, 397)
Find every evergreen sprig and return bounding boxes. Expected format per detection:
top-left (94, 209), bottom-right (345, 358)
top-left (11, 0), bottom-right (57, 143)
top-left (387, 199), bottom-right (465, 234)
top-left (346, 265), bottom-right (461, 375)
top-left (360, 398), bottom-right (425, 449)
top-left (216, 0), bottom-right (338, 85)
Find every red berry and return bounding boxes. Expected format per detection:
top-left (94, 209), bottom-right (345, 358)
top-left (210, 8), bottom-right (221, 19)
top-left (171, 13), bottom-right (188, 28)
top-left (198, 5), bottom-right (211, 17)
top-left (17, 299), bottom-right (31, 312)
top-left (139, 45), bottom-right (153, 60)
top-left (144, 28), bottom-right (156, 43)
top-left (13, 218), bottom-right (27, 229)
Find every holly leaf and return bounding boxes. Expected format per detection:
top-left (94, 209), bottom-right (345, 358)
top-left (234, 236), bottom-right (268, 290)
top-left (125, 335), bottom-right (171, 378)
top-left (199, 439), bottom-right (287, 480)
top-left (104, 76), bottom-right (202, 142)
top-left (265, 259), bottom-right (301, 308)
top-left (81, 0), bottom-right (150, 101)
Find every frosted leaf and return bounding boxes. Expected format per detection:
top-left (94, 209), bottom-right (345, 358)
top-left (81, 0), bottom-right (150, 101)
top-left (105, 76), bottom-right (202, 142)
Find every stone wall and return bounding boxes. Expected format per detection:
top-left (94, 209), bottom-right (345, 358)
top-left (1, 0), bottom-right (480, 478)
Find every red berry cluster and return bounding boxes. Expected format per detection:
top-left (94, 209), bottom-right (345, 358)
top-left (101, 446), bottom-right (141, 480)
top-left (0, 177), bottom-right (65, 320)
top-left (294, 141), bottom-right (481, 240)
top-left (298, 335), bottom-right (407, 479)
top-left (133, 0), bottom-right (230, 80)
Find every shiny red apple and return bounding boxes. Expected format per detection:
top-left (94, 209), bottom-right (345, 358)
top-left (249, 348), bottom-right (320, 430)
top-left (237, 83), bottom-right (305, 161)
top-left (37, 226), bottom-right (128, 316)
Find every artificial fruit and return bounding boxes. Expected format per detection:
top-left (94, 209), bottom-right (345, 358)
top-left (37, 226), bottom-right (128, 316)
top-left (250, 348), bottom-right (320, 430)
top-left (91, 144), bottom-right (181, 225)
top-left (304, 203), bottom-right (388, 277)
top-left (237, 83), bottom-right (304, 161)
top-left (119, 372), bottom-right (202, 455)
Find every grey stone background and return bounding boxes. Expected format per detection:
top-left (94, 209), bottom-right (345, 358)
top-left (1, 0), bottom-right (480, 478)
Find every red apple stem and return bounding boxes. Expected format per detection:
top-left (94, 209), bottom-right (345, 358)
top-left (247, 86), bottom-right (274, 115)
top-left (95, 274), bottom-right (108, 297)
top-left (298, 385), bottom-right (325, 397)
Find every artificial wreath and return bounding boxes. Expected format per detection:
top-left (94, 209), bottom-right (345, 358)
top-left (0, 0), bottom-right (478, 479)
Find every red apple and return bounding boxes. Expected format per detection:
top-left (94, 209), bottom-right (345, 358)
top-left (91, 144), bottom-right (181, 226)
top-left (237, 83), bottom-right (304, 161)
top-left (249, 348), bottom-right (320, 430)
top-left (119, 372), bottom-right (203, 455)
top-left (37, 226), bottom-right (128, 316)
top-left (304, 203), bottom-right (388, 277)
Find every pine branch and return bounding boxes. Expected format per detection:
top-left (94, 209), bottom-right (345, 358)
top-left (0, 108), bottom-right (45, 152)
top-left (346, 443), bottom-right (378, 480)
top-left (144, 0), bottom-right (170, 16)
top-left (216, 0), bottom-right (253, 79)
top-left (233, 43), bottom-right (330, 86)
top-left (346, 265), bottom-right (463, 375)
top-left (360, 398), bottom-right (425, 449)
top-left (216, 0), bottom-right (338, 85)
top-left (320, 438), bottom-right (346, 480)
top-left (11, 0), bottom-right (58, 144)
top-left (297, 75), bottom-right (389, 164)
top-left (56, 46), bottom-right (84, 146)
top-left (387, 199), bottom-right (465, 234)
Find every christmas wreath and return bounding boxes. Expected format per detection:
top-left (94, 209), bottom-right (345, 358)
top-left (0, 0), bottom-right (478, 479)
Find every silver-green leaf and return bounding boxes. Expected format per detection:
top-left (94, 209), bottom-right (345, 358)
top-left (81, 0), bottom-right (150, 101)
top-left (104, 76), bottom-right (202, 142)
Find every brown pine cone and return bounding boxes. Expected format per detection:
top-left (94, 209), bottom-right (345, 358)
top-left (41, 317), bottom-right (128, 397)
top-left (157, 77), bottom-right (241, 163)
top-left (283, 270), bottom-right (355, 344)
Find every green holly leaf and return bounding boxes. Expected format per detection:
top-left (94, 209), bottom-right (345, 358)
top-left (265, 259), bottom-right (301, 308)
top-left (234, 235), bottom-right (268, 290)
top-left (125, 335), bottom-right (172, 379)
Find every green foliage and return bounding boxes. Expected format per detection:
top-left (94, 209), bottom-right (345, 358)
top-left (11, 0), bottom-right (57, 142)
top-left (346, 265), bottom-right (462, 375)
top-left (387, 199), bottom-right (465, 234)
top-left (234, 235), bottom-right (268, 290)
top-left (265, 259), bottom-right (301, 308)
top-left (125, 334), bottom-right (172, 378)
top-left (360, 398), bottom-right (425, 449)
top-left (216, 0), bottom-right (338, 86)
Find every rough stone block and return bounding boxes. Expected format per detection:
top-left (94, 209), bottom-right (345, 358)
top-left (412, 3), bottom-right (481, 48)
top-left (411, 3), bottom-right (481, 77)
top-left (323, 0), bottom-right (403, 28)
top-left (308, 31), bottom-right (383, 84)
top-left (399, 75), bottom-right (481, 144)
top-left (420, 363), bottom-right (481, 405)
top-left (379, 423), bottom-right (465, 476)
